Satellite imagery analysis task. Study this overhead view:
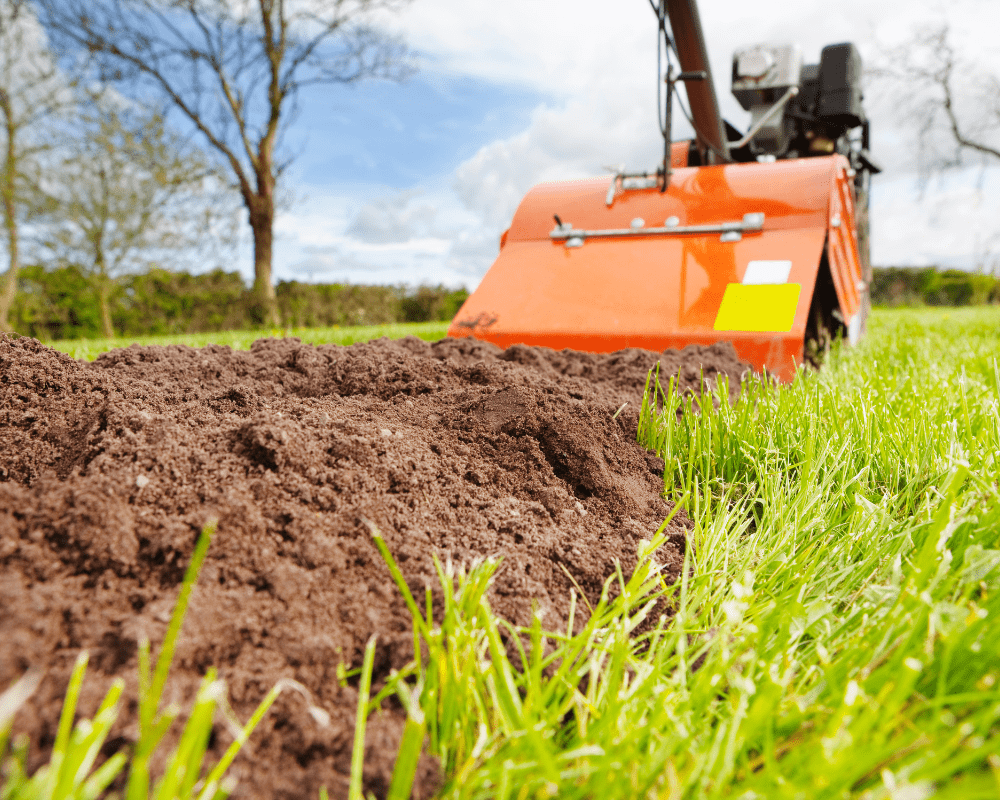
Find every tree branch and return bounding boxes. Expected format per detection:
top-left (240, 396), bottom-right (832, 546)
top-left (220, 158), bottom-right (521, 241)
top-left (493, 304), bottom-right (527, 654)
top-left (939, 64), bottom-right (1000, 161)
top-left (876, 24), bottom-right (1000, 171)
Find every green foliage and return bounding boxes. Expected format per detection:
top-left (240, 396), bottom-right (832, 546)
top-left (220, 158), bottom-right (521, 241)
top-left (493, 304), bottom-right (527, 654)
top-left (275, 281), bottom-right (402, 328)
top-left (116, 269), bottom-right (248, 336)
top-left (0, 522), bottom-right (283, 800)
top-left (0, 657), bottom-right (127, 800)
top-left (871, 266), bottom-right (1000, 307)
top-left (10, 267), bottom-right (466, 341)
top-left (358, 306), bottom-right (1000, 798)
top-left (9, 264), bottom-right (105, 340)
top-left (398, 285), bottom-right (469, 324)
top-left (275, 281), bottom-right (467, 327)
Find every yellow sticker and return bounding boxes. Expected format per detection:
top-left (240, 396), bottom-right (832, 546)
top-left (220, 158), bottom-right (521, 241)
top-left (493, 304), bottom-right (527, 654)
top-left (714, 283), bottom-right (801, 332)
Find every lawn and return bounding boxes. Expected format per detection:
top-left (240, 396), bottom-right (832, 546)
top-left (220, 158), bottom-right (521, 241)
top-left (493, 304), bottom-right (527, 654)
top-left (41, 321), bottom-right (452, 361)
top-left (4, 306), bottom-right (999, 798)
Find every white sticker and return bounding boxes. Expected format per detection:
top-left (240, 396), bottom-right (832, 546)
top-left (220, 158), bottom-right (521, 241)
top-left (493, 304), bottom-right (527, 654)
top-left (743, 260), bottom-right (792, 285)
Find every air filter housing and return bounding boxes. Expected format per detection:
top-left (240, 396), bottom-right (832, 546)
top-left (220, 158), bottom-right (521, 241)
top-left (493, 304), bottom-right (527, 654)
top-left (731, 44), bottom-right (803, 155)
top-left (731, 44), bottom-right (802, 109)
top-left (818, 43), bottom-right (864, 130)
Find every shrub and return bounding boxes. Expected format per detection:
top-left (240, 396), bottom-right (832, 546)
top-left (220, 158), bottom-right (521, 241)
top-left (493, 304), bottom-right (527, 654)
top-left (10, 264), bottom-right (105, 340)
top-left (398, 285), bottom-right (469, 323)
top-left (275, 281), bottom-right (402, 328)
top-left (115, 268), bottom-right (249, 335)
top-left (870, 266), bottom-right (1000, 307)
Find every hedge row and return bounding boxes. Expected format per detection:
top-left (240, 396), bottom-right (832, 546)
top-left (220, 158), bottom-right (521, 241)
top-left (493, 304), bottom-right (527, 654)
top-left (9, 263), bottom-right (997, 341)
top-left (870, 267), bottom-right (1000, 307)
top-left (10, 265), bottom-right (469, 340)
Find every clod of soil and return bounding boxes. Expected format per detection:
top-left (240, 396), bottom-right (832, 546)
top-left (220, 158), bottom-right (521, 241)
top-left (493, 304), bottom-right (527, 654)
top-left (0, 334), bottom-right (746, 799)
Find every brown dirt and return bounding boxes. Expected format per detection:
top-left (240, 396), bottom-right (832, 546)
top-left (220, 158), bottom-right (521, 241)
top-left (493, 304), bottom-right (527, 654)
top-left (0, 333), bottom-right (747, 799)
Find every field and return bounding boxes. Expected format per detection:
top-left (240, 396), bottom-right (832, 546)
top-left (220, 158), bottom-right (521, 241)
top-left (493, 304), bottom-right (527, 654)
top-left (2, 306), bottom-right (1000, 799)
top-left (42, 322), bottom-right (453, 361)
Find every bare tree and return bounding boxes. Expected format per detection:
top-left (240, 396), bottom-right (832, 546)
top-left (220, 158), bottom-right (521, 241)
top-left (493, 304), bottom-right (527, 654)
top-left (875, 25), bottom-right (1000, 175)
top-left (40, 91), bottom-right (237, 337)
top-left (36, 0), bottom-right (414, 325)
top-left (0, 0), bottom-right (69, 331)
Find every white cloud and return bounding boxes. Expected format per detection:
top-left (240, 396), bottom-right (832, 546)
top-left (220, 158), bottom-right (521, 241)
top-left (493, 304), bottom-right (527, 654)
top-left (344, 189), bottom-right (441, 244)
top-left (391, 0), bottom-right (654, 95)
top-left (452, 96), bottom-right (663, 231)
top-left (393, 0), bottom-right (1000, 174)
top-left (275, 183), bottom-right (491, 287)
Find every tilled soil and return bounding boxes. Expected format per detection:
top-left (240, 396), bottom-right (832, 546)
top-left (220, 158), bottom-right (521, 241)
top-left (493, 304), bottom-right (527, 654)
top-left (0, 333), bottom-right (747, 799)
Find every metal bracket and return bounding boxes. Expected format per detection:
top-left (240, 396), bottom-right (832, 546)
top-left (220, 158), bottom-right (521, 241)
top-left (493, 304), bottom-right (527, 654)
top-left (550, 212), bottom-right (765, 247)
top-left (605, 171), bottom-right (661, 206)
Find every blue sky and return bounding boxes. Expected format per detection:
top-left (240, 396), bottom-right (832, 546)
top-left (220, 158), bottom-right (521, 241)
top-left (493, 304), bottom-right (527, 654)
top-left (261, 0), bottom-right (1000, 290)
top-left (290, 74), bottom-right (546, 189)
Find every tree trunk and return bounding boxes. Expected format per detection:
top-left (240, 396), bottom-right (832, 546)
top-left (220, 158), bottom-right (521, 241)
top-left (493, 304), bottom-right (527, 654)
top-left (0, 100), bottom-right (18, 333)
top-left (98, 276), bottom-right (114, 338)
top-left (247, 190), bottom-right (279, 327)
top-left (0, 204), bottom-right (17, 333)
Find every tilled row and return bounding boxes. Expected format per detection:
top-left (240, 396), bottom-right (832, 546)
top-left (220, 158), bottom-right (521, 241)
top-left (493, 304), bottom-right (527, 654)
top-left (0, 333), bottom-right (745, 799)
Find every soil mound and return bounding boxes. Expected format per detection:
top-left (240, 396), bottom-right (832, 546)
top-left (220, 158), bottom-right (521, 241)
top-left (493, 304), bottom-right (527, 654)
top-left (0, 333), bottom-right (746, 799)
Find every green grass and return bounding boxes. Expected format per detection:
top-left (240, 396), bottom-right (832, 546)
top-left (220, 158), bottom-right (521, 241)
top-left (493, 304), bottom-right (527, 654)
top-left (369, 306), bottom-right (1000, 798)
top-left (41, 321), bottom-right (451, 361)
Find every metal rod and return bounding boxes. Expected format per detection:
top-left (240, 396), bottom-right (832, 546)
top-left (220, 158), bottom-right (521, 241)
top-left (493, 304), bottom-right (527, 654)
top-left (729, 86), bottom-right (800, 149)
top-left (550, 212), bottom-right (765, 242)
top-left (665, 0), bottom-right (731, 163)
top-left (663, 64), bottom-right (673, 189)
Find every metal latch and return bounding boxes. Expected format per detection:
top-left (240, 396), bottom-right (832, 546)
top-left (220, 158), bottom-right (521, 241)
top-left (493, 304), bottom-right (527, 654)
top-left (550, 212), bottom-right (765, 247)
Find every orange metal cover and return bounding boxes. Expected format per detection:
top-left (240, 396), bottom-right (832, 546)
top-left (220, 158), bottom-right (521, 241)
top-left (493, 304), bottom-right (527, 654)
top-left (448, 155), bottom-right (862, 381)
